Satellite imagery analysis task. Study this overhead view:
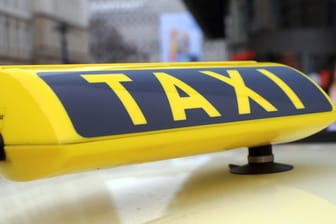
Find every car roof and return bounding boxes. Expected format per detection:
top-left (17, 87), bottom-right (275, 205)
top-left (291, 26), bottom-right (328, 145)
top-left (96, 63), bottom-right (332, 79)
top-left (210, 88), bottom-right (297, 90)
top-left (0, 143), bottom-right (335, 223)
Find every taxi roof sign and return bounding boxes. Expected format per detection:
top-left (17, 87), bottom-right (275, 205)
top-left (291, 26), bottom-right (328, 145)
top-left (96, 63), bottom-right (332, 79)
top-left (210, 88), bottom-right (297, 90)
top-left (0, 61), bottom-right (334, 181)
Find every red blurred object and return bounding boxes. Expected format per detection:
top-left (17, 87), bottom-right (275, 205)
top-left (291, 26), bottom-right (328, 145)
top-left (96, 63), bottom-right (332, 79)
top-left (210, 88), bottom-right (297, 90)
top-left (230, 50), bottom-right (256, 60)
top-left (319, 69), bottom-right (330, 90)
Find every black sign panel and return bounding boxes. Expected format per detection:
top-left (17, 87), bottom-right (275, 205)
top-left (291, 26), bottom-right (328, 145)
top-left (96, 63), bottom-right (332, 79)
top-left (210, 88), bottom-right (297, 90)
top-left (38, 66), bottom-right (333, 137)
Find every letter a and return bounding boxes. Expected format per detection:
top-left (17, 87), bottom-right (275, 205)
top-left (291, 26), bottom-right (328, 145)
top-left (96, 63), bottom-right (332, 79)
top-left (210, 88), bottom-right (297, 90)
top-left (154, 72), bottom-right (221, 121)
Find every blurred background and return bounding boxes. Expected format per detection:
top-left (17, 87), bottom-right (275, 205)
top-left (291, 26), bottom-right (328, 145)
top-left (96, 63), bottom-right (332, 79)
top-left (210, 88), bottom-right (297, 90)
top-left (1, 0), bottom-right (335, 69)
top-left (0, 2), bottom-right (335, 223)
top-left (0, 0), bottom-right (335, 134)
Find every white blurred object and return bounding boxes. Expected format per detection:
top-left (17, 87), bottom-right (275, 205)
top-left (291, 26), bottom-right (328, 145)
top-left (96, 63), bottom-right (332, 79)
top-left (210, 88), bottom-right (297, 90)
top-left (308, 72), bottom-right (321, 86)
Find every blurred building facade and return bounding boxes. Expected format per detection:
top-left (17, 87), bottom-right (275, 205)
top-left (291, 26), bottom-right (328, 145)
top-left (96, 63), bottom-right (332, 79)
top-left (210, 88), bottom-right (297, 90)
top-left (90, 0), bottom-right (228, 63)
top-left (0, 0), bottom-right (32, 64)
top-left (0, 0), bottom-right (89, 64)
top-left (33, 0), bottom-right (89, 64)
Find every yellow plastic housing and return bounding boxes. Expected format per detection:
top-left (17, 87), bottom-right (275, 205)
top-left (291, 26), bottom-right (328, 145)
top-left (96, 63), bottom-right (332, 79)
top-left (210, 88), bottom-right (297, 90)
top-left (0, 61), bottom-right (334, 181)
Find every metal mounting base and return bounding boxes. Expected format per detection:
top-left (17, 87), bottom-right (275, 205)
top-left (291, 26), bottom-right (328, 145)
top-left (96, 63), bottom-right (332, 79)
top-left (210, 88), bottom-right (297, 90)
top-left (229, 145), bottom-right (293, 175)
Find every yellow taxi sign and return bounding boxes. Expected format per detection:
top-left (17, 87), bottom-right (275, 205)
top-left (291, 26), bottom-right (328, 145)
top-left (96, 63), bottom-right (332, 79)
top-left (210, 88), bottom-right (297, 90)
top-left (0, 61), bottom-right (334, 181)
top-left (36, 63), bottom-right (332, 137)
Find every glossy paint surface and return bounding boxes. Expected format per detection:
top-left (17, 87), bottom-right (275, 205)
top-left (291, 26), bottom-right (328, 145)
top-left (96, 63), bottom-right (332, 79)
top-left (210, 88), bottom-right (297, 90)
top-left (0, 62), bottom-right (335, 181)
top-left (0, 144), bottom-right (335, 223)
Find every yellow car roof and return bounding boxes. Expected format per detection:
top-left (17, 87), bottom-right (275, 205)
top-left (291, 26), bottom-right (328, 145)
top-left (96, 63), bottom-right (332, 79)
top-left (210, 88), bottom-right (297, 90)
top-left (0, 143), bottom-right (335, 223)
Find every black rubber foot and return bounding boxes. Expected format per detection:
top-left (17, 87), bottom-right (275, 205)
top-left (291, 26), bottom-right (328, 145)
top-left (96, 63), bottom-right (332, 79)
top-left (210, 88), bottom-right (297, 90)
top-left (0, 135), bottom-right (5, 161)
top-left (229, 145), bottom-right (293, 175)
top-left (229, 162), bottom-right (293, 174)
